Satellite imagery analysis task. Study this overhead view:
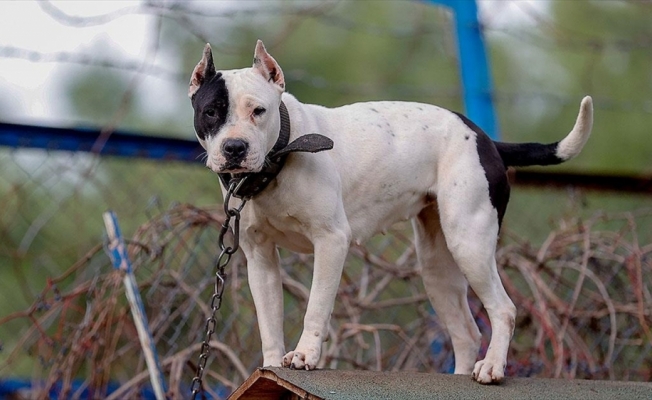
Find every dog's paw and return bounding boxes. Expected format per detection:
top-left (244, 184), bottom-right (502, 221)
top-left (282, 348), bottom-right (319, 370)
top-left (471, 358), bottom-right (505, 384)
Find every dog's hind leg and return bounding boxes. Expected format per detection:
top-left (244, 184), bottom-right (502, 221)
top-left (413, 205), bottom-right (481, 375)
top-left (436, 176), bottom-right (516, 384)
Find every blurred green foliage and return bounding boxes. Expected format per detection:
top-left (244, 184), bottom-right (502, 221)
top-left (490, 1), bottom-right (652, 173)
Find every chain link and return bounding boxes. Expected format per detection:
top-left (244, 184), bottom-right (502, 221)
top-left (191, 179), bottom-right (248, 399)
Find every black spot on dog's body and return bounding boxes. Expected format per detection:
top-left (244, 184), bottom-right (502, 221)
top-left (453, 112), bottom-right (510, 227)
top-left (192, 72), bottom-right (229, 141)
top-left (370, 107), bottom-right (379, 113)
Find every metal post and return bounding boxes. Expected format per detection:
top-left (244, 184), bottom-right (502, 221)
top-left (104, 211), bottom-right (168, 400)
top-left (425, 0), bottom-right (500, 139)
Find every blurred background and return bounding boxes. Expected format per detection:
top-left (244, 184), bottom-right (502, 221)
top-left (0, 0), bottom-right (651, 398)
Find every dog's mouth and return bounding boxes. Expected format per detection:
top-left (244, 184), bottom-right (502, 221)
top-left (218, 162), bottom-right (262, 175)
top-left (219, 162), bottom-right (246, 173)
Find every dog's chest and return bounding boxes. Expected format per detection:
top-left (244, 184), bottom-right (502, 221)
top-left (243, 207), bottom-right (315, 253)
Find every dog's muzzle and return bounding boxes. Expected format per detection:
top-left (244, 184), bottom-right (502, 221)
top-left (221, 138), bottom-right (249, 165)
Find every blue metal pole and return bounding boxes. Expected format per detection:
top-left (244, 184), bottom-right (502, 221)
top-left (425, 0), bottom-right (500, 139)
top-left (104, 211), bottom-right (168, 399)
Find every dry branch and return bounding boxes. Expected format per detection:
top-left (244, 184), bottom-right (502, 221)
top-left (2, 205), bottom-right (651, 398)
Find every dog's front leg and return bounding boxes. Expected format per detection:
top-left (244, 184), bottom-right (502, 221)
top-left (243, 236), bottom-right (286, 367)
top-left (283, 229), bottom-right (350, 370)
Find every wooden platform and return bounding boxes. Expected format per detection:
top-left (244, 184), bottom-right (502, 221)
top-left (228, 367), bottom-right (652, 400)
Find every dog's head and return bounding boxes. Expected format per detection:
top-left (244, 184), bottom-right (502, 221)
top-left (188, 40), bottom-right (285, 174)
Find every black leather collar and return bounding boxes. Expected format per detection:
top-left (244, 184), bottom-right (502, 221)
top-left (218, 102), bottom-right (333, 199)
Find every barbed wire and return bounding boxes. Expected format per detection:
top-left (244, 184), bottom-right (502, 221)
top-left (484, 25), bottom-right (652, 52)
top-left (36, 0), bottom-right (338, 27)
top-left (483, 1), bottom-right (652, 51)
top-left (3, 48), bottom-right (651, 117)
top-left (0, 45), bottom-right (180, 81)
top-left (2, 1), bottom-right (651, 120)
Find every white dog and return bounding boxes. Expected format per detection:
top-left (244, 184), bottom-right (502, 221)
top-left (188, 40), bottom-right (593, 383)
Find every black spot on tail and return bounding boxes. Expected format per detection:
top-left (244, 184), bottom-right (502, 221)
top-left (494, 141), bottom-right (562, 167)
top-left (454, 112), bottom-right (510, 226)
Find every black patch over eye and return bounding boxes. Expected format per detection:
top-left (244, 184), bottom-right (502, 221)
top-left (192, 72), bottom-right (228, 141)
top-left (253, 107), bottom-right (266, 117)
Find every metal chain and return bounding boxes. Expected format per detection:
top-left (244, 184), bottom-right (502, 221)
top-left (191, 178), bottom-right (248, 399)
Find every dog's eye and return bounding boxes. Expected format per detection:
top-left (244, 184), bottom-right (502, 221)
top-left (253, 107), bottom-right (266, 117)
top-left (204, 108), bottom-right (216, 118)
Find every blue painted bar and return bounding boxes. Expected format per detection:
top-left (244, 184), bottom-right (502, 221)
top-left (425, 0), bottom-right (500, 139)
top-left (0, 379), bottom-right (158, 399)
top-left (104, 211), bottom-right (168, 399)
top-left (0, 121), bottom-right (204, 162)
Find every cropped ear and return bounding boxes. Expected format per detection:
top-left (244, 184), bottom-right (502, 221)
top-left (189, 43), bottom-right (216, 98)
top-left (252, 40), bottom-right (285, 91)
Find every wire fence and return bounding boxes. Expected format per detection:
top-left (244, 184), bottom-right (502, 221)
top-left (0, 176), bottom-right (650, 398)
top-left (0, 124), bottom-right (650, 399)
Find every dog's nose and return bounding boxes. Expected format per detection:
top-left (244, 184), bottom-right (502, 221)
top-left (222, 138), bottom-right (248, 161)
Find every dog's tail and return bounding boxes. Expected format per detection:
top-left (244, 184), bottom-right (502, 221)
top-left (495, 96), bottom-right (593, 167)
